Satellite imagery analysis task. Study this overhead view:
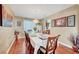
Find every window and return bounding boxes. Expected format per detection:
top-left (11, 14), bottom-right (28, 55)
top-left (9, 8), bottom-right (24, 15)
top-left (23, 19), bottom-right (36, 33)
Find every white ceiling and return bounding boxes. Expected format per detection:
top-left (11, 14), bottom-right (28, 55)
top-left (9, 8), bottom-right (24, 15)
top-left (8, 4), bottom-right (74, 19)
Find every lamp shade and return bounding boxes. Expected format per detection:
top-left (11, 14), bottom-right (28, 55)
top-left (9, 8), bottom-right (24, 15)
top-left (33, 19), bottom-right (39, 23)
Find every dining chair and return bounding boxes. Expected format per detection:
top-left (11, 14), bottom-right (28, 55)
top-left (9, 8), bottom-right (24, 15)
top-left (42, 29), bottom-right (50, 34)
top-left (24, 31), bottom-right (30, 43)
top-left (14, 31), bottom-right (19, 41)
top-left (24, 31), bottom-right (34, 54)
top-left (37, 35), bottom-right (61, 54)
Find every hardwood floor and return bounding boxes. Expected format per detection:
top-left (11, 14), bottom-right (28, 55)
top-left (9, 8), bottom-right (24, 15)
top-left (55, 44), bottom-right (78, 54)
top-left (8, 38), bottom-right (78, 54)
top-left (9, 38), bottom-right (27, 54)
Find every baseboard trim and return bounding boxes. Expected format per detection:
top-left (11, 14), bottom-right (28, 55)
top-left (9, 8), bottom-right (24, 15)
top-left (58, 41), bottom-right (72, 49)
top-left (6, 38), bottom-right (15, 54)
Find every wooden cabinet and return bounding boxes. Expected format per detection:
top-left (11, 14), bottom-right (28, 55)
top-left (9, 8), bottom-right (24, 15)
top-left (0, 4), bottom-right (2, 26)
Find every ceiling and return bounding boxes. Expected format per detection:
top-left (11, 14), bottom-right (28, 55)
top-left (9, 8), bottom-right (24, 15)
top-left (8, 4), bottom-right (74, 19)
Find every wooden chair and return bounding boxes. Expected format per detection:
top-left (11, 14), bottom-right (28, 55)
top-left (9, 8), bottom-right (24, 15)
top-left (14, 31), bottom-right (19, 41)
top-left (37, 35), bottom-right (60, 54)
top-left (42, 30), bottom-right (50, 34)
top-left (24, 31), bottom-right (30, 44)
top-left (24, 31), bottom-right (34, 54)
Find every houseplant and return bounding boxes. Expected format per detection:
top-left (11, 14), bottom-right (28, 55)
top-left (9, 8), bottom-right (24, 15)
top-left (69, 34), bottom-right (79, 53)
top-left (33, 27), bottom-right (37, 32)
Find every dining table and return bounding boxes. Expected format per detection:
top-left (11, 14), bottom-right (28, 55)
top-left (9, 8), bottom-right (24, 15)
top-left (29, 33), bottom-right (48, 54)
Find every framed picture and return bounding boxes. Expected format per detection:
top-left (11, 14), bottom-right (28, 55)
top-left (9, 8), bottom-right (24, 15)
top-left (54, 17), bottom-right (67, 27)
top-left (2, 19), bottom-right (12, 27)
top-left (17, 21), bottom-right (21, 27)
top-left (67, 15), bottom-right (75, 27)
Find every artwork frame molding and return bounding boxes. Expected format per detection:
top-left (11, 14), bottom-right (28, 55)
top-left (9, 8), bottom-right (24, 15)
top-left (54, 17), bottom-right (67, 27)
top-left (17, 21), bottom-right (21, 27)
top-left (2, 18), bottom-right (13, 27)
top-left (67, 15), bottom-right (75, 27)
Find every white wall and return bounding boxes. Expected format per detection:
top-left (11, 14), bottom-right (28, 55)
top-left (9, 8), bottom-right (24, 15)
top-left (0, 5), bottom-right (24, 53)
top-left (47, 5), bottom-right (79, 48)
top-left (0, 27), bottom-right (14, 53)
top-left (0, 5), bottom-right (15, 53)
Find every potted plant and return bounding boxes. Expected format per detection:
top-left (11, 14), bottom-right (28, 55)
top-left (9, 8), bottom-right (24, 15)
top-left (69, 34), bottom-right (79, 53)
top-left (33, 27), bottom-right (37, 32)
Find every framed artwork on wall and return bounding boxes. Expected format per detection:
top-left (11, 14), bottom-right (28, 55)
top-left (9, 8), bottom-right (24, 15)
top-left (2, 5), bottom-right (13, 27)
top-left (17, 21), bottom-right (21, 27)
top-left (2, 19), bottom-right (12, 27)
top-left (2, 14), bottom-right (13, 27)
top-left (54, 17), bottom-right (67, 27)
top-left (67, 15), bottom-right (75, 27)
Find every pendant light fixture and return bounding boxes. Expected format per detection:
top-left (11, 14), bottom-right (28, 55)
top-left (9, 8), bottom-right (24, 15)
top-left (33, 18), bottom-right (39, 23)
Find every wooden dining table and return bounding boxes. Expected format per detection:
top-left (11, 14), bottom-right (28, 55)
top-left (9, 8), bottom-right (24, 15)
top-left (29, 33), bottom-right (48, 54)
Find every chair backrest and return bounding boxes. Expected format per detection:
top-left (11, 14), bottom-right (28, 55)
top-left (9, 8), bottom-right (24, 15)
top-left (46, 35), bottom-right (60, 54)
top-left (14, 31), bottom-right (19, 40)
top-left (24, 31), bottom-right (34, 54)
top-left (42, 30), bottom-right (50, 34)
top-left (24, 31), bottom-right (30, 43)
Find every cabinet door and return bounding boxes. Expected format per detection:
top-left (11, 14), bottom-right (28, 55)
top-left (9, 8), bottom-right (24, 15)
top-left (0, 4), bottom-right (2, 26)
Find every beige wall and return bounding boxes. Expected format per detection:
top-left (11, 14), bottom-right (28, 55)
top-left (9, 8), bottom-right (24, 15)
top-left (0, 5), bottom-right (15, 53)
top-left (47, 5), bottom-right (79, 48)
top-left (0, 5), bottom-right (24, 53)
top-left (0, 27), bottom-right (14, 53)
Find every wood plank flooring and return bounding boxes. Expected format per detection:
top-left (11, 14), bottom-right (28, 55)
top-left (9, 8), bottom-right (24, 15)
top-left (8, 38), bottom-right (78, 54)
top-left (9, 38), bottom-right (27, 54)
top-left (55, 44), bottom-right (78, 54)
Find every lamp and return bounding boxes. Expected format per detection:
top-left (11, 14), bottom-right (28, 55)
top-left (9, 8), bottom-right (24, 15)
top-left (33, 19), bottom-right (39, 23)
